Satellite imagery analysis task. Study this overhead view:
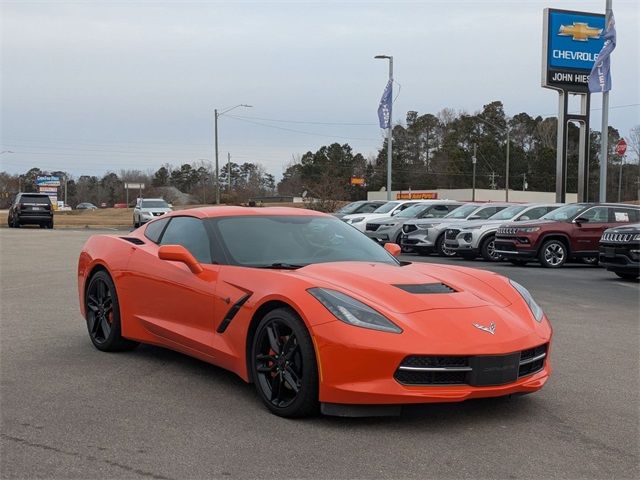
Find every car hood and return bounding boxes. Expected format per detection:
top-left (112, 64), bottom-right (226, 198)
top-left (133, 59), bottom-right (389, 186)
top-left (366, 216), bottom-right (407, 226)
top-left (290, 261), bottom-right (512, 314)
top-left (456, 219), bottom-right (509, 230)
top-left (506, 219), bottom-right (557, 229)
top-left (604, 223), bottom-right (640, 234)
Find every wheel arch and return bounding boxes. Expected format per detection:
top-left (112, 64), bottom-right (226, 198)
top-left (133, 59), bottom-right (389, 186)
top-left (537, 233), bottom-right (572, 256)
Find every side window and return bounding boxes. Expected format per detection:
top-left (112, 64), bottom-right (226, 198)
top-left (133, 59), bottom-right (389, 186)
top-left (426, 205), bottom-right (451, 218)
top-left (580, 207), bottom-right (608, 222)
top-left (358, 204), bottom-right (378, 213)
top-left (520, 207), bottom-right (548, 220)
top-left (609, 208), bottom-right (639, 223)
top-left (476, 207), bottom-right (500, 219)
top-left (397, 203), bottom-right (416, 212)
top-left (144, 218), bottom-right (169, 243)
top-left (160, 217), bottom-right (212, 263)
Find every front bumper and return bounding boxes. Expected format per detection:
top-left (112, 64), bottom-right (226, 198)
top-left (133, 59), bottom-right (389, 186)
top-left (311, 307), bottom-right (552, 405)
top-left (365, 227), bottom-right (400, 244)
top-left (17, 214), bottom-right (53, 224)
top-left (400, 230), bottom-right (438, 248)
top-left (599, 243), bottom-right (640, 272)
top-left (494, 238), bottom-right (537, 259)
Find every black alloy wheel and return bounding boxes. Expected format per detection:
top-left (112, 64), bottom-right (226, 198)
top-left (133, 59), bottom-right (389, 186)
top-left (481, 235), bottom-right (502, 262)
top-left (85, 270), bottom-right (138, 351)
top-left (251, 308), bottom-right (318, 417)
top-left (436, 234), bottom-right (456, 257)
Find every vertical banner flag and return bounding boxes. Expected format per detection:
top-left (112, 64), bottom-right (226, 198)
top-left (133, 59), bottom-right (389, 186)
top-left (377, 80), bottom-right (392, 129)
top-left (588, 12), bottom-right (616, 93)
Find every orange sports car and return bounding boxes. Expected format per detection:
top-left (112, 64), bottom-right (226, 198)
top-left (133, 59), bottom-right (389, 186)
top-left (78, 207), bottom-right (552, 417)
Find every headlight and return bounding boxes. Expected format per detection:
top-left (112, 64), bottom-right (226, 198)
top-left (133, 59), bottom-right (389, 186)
top-left (349, 217), bottom-right (365, 224)
top-left (466, 225), bottom-right (482, 230)
top-left (308, 288), bottom-right (402, 333)
top-left (509, 280), bottom-right (544, 322)
top-left (518, 227), bottom-right (540, 233)
top-left (416, 223), bottom-right (435, 229)
top-left (380, 223), bottom-right (396, 227)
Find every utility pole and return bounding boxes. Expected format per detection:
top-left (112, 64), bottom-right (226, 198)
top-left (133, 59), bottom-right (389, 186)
top-left (506, 128), bottom-right (510, 201)
top-left (489, 172), bottom-right (497, 190)
top-left (472, 143), bottom-right (477, 201)
top-left (522, 173), bottom-right (527, 191)
top-left (599, 0), bottom-right (613, 202)
top-left (375, 55), bottom-right (393, 200)
top-left (227, 152), bottom-right (231, 195)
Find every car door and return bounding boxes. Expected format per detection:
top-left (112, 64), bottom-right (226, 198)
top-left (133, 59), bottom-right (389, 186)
top-left (572, 206), bottom-right (610, 253)
top-left (123, 216), bottom-right (221, 356)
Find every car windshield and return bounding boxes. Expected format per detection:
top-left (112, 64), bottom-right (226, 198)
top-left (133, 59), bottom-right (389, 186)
top-left (373, 201), bottom-right (400, 214)
top-left (335, 201), bottom-right (364, 214)
top-left (142, 200), bottom-right (169, 208)
top-left (396, 204), bottom-right (429, 218)
top-left (212, 216), bottom-right (399, 268)
top-left (488, 205), bottom-right (527, 220)
top-left (542, 204), bottom-right (589, 221)
top-left (444, 204), bottom-right (477, 219)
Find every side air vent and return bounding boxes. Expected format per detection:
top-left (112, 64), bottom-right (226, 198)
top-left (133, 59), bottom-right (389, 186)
top-left (393, 283), bottom-right (456, 294)
top-left (120, 237), bottom-right (145, 245)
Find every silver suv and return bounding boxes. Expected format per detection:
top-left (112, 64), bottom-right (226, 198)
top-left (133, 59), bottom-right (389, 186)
top-left (401, 203), bottom-right (513, 256)
top-left (133, 198), bottom-right (172, 227)
top-left (445, 204), bottom-right (561, 262)
top-left (364, 201), bottom-right (462, 246)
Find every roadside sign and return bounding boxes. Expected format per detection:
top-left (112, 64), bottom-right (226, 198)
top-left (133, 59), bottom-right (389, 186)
top-left (36, 175), bottom-right (60, 187)
top-left (615, 139), bottom-right (627, 156)
top-left (124, 183), bottom-right (145, 189)
top-left (350, 177), bottom-right (365, 186)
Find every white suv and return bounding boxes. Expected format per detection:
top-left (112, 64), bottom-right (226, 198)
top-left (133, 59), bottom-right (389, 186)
top-left (133, 198), bottom-right (172, 228)
top-left (342, 200), bottom-right (437, 232)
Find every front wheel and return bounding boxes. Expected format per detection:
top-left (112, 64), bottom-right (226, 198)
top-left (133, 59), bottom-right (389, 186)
top-left (538, 239), bottom-right (567, 268)
top-left (436, 234), bottom-right (456, 257)
top-left (480, 235), bottom-right (502, 262)
top-left (250, 308), bottom-right (319, 418)
top-left (85, 270), bottom-right (139, 352)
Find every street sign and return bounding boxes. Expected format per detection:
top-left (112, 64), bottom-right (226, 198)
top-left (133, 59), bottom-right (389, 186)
top-left (124, 183), bottom-right (145, 189)
top-left (615, 139), bottom-right (627, 156)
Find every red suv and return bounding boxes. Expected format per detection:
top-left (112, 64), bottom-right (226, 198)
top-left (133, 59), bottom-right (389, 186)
top-left (494, 203), bottom-right (640, 268)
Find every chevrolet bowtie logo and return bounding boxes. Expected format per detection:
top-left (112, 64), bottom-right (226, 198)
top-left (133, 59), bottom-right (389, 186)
top-left (558, 22), bottom-right (602, 42)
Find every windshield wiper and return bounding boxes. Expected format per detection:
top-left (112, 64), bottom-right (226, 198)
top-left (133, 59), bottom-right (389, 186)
top-left (254, 262), bottom-right (306, 270)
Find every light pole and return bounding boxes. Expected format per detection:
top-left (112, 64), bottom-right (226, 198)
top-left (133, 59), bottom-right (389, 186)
top-left (476, 116), bottom-right (511, 201)
top-left (214, 104), bottom-right (252, 204)
top-left (472, 143), bottom-right (477, 201)
top-left (375, 55), bottom-right (393, 200)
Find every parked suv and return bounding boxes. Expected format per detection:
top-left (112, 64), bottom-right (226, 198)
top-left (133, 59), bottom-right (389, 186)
top-left (401, 203), bottom-right (512, 256)
top-left (446, 204), bottom-right (561, 262)
top-left (494, 203), bottom-right (640, 268)
top-left (133, 198), bottom-right (173, 227)
top-left (599, 223), bottom-right (640, 280)
top-left (364, 201), bottom-right (462, 246)
top-left (342, 200), bottom-right (430, 232)
top-left (7, 193), bottom-right (54, 229)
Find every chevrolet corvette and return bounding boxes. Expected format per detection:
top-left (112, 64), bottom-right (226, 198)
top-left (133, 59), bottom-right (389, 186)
top-left (78, 207), bottom-right (552, 417)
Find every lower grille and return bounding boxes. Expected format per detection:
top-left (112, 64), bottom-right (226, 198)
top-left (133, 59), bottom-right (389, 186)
top-left (366, 223), bottom-right (381, 232)
top-left (395, 344), bottom-right (548, 386)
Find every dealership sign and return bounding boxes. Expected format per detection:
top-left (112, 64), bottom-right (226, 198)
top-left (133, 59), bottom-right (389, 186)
top-left (396, 192), bottom-right (437, 200)
top-left (36, 175), bottom-right (61, 187)
top-left (542, 9), bottom-right (605, 91)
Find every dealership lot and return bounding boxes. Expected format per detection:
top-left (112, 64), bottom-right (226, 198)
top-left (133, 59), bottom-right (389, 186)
top-left (1, 229), bottom-right (638, 479)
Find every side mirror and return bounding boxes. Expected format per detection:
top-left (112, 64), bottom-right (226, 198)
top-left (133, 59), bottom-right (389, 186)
top-left (574, 217), bottom-right (589, 225)
top-left (518, 216), bottom-right (530, 221)
top-left (158, 245), bottom-right (203, 274)
top-left (384, 243), bottom-right (401, 257)
top-left (390, 210), bottom-right (399, 216)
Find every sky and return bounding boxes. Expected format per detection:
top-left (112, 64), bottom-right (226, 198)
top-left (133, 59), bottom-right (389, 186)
top-left (1, 0), bottom-right (639, 180)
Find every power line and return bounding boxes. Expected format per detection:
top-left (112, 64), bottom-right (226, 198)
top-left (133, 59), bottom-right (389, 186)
top-left (225, 114), bottom-right (377, 126)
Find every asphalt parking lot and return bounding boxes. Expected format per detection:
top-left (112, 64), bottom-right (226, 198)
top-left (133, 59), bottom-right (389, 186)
top-left (1, 228), bottom-right (638, 479)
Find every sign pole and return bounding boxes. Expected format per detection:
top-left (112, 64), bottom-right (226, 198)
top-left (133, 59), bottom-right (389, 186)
top-left (599, 0), bottom-right (613, 202)
top-left (386, 58), bottom-right (393, 201)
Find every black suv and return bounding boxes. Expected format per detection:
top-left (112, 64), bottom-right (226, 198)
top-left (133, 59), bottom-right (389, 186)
top-left (7, 193), bottom-right (54, 229)
top-left (599, 223), bottom-right (640, 280)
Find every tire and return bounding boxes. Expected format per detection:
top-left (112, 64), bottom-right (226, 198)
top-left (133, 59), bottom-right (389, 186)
top-left (538, 239), bottom-right (567, 268)
top-left (509, 259), bottom-right (528, 266)
top-left (615, 271), bottom-right (639, 280)
top-left (250, 307), bottom-right (319, 418)
top-left (480, 235), bottom-right (502, 262)
top-left (85, 270), bottom-right (139, 352)
top-left (436, 234), bottom-right (456, 257)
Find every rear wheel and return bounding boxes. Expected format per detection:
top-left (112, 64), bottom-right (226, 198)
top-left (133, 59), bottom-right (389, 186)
top-left (250, 308), bottom-right (319, 418)
top-left (436, 234), bottom-right (456, 257)
top-left (85, 270), bottom-right (139, 352)
top-left (538, 239), bottom-right (567, 268)
top-left (480, 235), bottom-right (502, 262)
top-left (615, 271), bottom-right (639, 280)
